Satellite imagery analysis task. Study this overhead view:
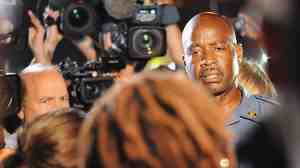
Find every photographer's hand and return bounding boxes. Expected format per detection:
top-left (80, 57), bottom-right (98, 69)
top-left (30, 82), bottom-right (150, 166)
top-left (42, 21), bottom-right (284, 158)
top-left (165, 24), bottom-right (184, 65)
top-left (155, 0), bottom-right (184, 65)
top-left (74, 36), bottom-right (97, 61)
top-left (28, 10), bottom-right (50, 64)
top-left (44, 8), bottom-right (63, 61)
top-left (115, 64), bottom-right (135, 82)
top-left (156, 0), bottom-right (176, 5)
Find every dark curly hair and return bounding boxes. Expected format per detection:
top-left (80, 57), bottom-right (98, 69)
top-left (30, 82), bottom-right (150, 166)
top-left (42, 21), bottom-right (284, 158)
top-left (78, 71), bottom-right (236, 168)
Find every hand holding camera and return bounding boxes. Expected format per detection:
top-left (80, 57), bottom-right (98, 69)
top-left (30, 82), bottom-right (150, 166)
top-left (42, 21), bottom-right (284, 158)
top-left (28, 10), bottom-right (48, 64)
top-left (43, 7), bottom-right (63, 59)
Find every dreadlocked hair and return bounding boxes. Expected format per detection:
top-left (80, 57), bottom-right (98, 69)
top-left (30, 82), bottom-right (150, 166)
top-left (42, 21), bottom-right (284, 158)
top-left (78, 71), bottom-right (236, 168)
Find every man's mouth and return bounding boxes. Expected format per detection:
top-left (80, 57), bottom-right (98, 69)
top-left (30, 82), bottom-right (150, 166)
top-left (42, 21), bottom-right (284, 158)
top-left (200, 72), bottom-right (222, 83)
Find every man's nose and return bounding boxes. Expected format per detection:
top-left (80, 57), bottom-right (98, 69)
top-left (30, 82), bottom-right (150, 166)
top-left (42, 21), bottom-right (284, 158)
top-left (50, 99), bottom-right (69, 110)
top-left (202, 48), bottom-right (216, 65)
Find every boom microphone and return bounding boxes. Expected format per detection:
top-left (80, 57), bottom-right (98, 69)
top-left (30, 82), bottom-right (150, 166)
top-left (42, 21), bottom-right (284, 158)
top-left (0, 0), bottom-right (23, 31)
top-left (102, 0), bottom-right (136, 20)
top-left (48, 0), bottom-right (71, 10)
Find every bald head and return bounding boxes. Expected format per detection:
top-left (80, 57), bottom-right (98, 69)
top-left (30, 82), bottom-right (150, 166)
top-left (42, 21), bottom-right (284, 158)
top-left (192, 12), bottom-right (237, 45)
top-left (20, 64), bottom-right (69, 124)
top-left (188, 12), bottom-right (243, 96)
top-left (21, 69), bottom-right (67, 99)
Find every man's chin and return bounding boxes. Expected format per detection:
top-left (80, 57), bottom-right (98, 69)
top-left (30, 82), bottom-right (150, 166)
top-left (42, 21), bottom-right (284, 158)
top-left (205, 83), bottom-right (224, 95)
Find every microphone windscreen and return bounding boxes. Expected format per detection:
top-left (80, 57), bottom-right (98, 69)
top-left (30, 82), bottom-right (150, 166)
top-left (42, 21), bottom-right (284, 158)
top-left (0, 0), bottom-right (23, 30)
top-left (48, 0), bottom-right (71, 10)
top-left (103, 0), bottom-right (136, 20)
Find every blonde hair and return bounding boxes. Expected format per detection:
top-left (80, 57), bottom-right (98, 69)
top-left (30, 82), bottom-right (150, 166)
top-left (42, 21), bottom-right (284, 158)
top-left (18, 108), bottom-right (85, 168)
top-left (238, 61), bottom-right (277, 97)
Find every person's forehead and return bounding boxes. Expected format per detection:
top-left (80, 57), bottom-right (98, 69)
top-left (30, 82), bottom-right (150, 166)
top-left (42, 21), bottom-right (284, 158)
top-left (23, 71), bottom-right (68, 98)
top-left (192, 15), bottom-right (234, 44)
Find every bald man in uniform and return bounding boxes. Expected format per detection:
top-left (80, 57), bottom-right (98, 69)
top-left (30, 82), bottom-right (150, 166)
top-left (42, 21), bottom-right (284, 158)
top-left (182, 12), bottom-right (278, 167)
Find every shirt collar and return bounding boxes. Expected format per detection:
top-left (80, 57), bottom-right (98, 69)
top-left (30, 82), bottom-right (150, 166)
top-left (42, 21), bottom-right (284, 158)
top-left (226, 89), bottom-right (254, 126)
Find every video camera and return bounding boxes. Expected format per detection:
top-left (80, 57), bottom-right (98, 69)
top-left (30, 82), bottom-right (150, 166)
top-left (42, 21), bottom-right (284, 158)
top-left (59, 53), bottom-right (123, 109)
top-left (46, 0), bottom-right (179, 109)
top-left (105, 3), bottom-right (180, 59)
top-left (45, 0), bottom-right (179, 59)
top-left (45, 0), bottom-right (105, 40)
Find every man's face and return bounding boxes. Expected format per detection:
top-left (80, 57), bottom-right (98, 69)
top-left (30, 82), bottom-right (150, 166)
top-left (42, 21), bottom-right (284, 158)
top-left (191, 15), bottom-right (240, 95)
top-left (22, 70), bottom-right (70, 123)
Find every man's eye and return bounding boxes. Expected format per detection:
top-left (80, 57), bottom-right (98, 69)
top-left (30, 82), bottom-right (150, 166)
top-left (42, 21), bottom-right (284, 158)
top-left (40, 99), bottom-right (50, 104)
top-left (192, 50), bottom-right (202, 55)
top-left (61, 96), bottom-right (69, 101)
top-left (215, 46), bottom-right (225, 51)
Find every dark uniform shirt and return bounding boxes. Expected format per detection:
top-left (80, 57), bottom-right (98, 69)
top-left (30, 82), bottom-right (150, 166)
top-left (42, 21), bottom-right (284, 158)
top-left (227, 92), bottom-right (279, 168)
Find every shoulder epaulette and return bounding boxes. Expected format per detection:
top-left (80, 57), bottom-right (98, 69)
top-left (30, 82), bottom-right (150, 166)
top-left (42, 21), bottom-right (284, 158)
top-left (253, 95), bottom-right (280, 106)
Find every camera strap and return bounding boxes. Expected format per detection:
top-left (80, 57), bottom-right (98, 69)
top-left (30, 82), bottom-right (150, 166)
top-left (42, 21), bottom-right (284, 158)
top-left (160, 5), bottom-right (180, 25)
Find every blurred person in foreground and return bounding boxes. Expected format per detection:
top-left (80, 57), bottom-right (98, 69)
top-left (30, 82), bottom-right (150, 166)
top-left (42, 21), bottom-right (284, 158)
top-left (234, 0), bottom-right (300, 167)
top-left (78, 71), bottom-right (236, 168)
top-left (3, 108), bottom-right (85, 168)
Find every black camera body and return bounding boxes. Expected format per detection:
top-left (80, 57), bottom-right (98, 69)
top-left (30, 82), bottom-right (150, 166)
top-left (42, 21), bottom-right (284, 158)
top-left (60, 1), bottom-right (96, 38)
top-left (60, 59), bottom-right (118, 110)
top-left (110, 5), bottom-right (180, 60)
top-left (49, 2), bottom-right (179, 109)
top-left (47, 0), bottom-right (102, 39)
top-left (105, 4), bottom-right (179, 60)
top-left (128, 5), bottom-right (167, 59)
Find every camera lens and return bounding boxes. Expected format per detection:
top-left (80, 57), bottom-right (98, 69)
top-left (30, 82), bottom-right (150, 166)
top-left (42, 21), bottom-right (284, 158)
top-left (63, 3), bottom-right (96, 37)
top-left (85, 83), bottom-right (101, 100)
top-left (80, 79), bottom-right (113, 104)
top-left (68, 7), bottom-right (89, 29)
top-left (136, 31), bottom-right (156, 55)
top-left (141, 33), bottom-right (154, 49)
top-left (129, 27), bottom-right (166, 59)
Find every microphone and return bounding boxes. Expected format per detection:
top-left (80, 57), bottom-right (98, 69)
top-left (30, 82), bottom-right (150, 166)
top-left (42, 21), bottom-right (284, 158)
top-left (0, 0), bottom-right (23, 30)
top-left (102, 0), bottom-right (136, 20)
top-left (48, 0), bottom-right (71, 10)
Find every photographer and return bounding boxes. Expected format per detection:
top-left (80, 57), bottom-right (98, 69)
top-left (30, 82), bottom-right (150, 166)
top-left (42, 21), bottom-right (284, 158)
top-left (28, 7), bottom-right (97, 65)
top-left (26, 0), bottom-right (182, 110)
top-left (0, 74), bottom-right (20, 163)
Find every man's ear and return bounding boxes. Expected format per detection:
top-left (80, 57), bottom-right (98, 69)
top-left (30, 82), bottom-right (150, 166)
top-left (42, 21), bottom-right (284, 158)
top-left (235, 43), bottom-right (243, 63)
top-left (17, 108), bottom-right (24, 121)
